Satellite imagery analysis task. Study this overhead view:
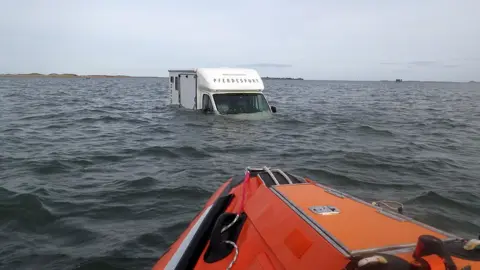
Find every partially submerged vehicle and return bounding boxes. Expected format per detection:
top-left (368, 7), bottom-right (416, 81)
top-left (153, 166), bottom-right (480, 270)
top-left (168, 68), bottom-right (276, 117)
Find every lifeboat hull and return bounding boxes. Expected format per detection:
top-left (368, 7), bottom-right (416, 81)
top-left (153, 167), bottom-right (480, 270)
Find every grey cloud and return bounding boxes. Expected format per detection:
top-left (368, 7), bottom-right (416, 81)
top-left (464, 58), bottom-right (480, 62)
top-left (408, 61), bottom-right (438, 66)
top-left (235, 63), bottom-right (293, 68)
top-left (383, 61), bottom-right (461, 69)
top-left (380, 62), bottom-right (401, 66)
top-left (1, 0), bottom-right (479, 81)
top-left (382, 61), bottom-right (440, 67)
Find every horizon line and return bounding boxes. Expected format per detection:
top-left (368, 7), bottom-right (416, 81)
top-left (0, 72), bottom-right (476, 84)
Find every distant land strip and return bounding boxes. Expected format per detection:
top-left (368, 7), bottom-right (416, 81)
top-left (261, 76), bottom-right (304, 80)
top-left (1, 74), bottom-right (475, 83)
top-left (0, 73), bottom-right (160, 78)
top-left (1, 73), bottom-right (305, 80)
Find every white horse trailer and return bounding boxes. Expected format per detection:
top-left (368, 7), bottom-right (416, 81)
top-left (168, 68), bottom-right (276, 116)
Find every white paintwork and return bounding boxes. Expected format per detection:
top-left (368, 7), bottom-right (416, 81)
top-left (168, 70), bottom-right (196, 107)
top-left (195, 68), bottom-right (264, 92)
top-left (179, 74), bottom-right (197, 109)
top-left (168, 67), bottom-right (273, 115)
top-left (164, 204), bottom-right (214, 270)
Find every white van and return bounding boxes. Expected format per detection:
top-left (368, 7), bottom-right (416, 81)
top-left (168, 68), bottom-right (276, 116)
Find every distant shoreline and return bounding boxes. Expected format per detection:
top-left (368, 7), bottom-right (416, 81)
top-left (1, 73), bottom-right (476, 83)
top-left (262, 76), bottom-right (304, 80)
top-left (2, 73), bottom-right (305, 80)
top-left (0, 73), bottom-right (159, 79)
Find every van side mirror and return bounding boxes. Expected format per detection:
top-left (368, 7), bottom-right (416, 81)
top-left (271, 106), bottom-right (277, 113)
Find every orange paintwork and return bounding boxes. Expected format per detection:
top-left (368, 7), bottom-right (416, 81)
top-left (152, 179), bottom-right (231, 270)
top-left (243, 183), bottom-right (349, 270)
top-left (274, 183), bottom-right (447, 251)
top-left (396, 252), bottom-right (480, 269)
top-left (193, 217), bottom-right (286, 270)
top-left (153, 173), bottom-right (480, 270)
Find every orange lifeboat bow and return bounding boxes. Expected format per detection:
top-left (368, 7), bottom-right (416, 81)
top-left (153, 167), bottom-right (480, 270)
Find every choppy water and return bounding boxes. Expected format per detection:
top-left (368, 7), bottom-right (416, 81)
top-left (1, 77), bottom-right (479, 270)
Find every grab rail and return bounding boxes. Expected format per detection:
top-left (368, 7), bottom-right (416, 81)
top-left (271, 169), bottom-right (293, 184)
top-left (263, 166), bottom-right (280, 185)
top-left (246, 166), bottom-right (298, 185)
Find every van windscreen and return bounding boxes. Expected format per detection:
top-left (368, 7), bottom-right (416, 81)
top-left (213, 93), bottom-right (270, 115)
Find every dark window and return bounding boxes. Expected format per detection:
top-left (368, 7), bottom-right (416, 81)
top-left (175, 76), bottom-right (180, 90)
top-left (213, 93), bottom-right (270, 115)
top-left (170, 76), bottom-right (174, 83)
top-left (202, 94), bottom-right (213, 113)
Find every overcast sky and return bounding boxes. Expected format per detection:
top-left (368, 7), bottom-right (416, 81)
top-left (1, 0), bottom-right (479, 81)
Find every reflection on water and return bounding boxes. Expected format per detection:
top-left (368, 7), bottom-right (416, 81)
top-left (219, 111), bottom-right (274, 120)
